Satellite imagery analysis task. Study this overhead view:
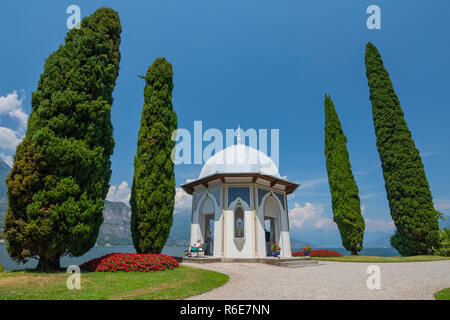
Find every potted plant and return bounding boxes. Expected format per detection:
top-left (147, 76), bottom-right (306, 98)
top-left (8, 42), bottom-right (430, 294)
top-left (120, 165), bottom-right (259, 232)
top-left (271, 242), bottom-right (281, 257)
top-left (302, 246), bottom-right (312, 256)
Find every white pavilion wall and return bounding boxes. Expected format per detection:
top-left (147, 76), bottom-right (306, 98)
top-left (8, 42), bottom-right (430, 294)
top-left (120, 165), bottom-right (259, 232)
top-left (190, 182), bottom-right (292, 259)
top-left (256, 188), bottom-right (292, 258)
top-left (224, 186), bottom-right (254, 259)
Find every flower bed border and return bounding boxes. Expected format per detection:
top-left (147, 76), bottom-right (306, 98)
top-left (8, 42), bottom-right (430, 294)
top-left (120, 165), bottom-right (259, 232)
top-left (79, 253), bottom-right (179, 272)
top-left (292, 250), bottom-right (343, 257)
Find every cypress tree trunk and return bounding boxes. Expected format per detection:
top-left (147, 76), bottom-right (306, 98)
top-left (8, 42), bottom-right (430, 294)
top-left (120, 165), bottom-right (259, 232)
top-left (364, 42), bottom-right (439, 255)
top-left (130, 58), bottom-right (177, 254)
top-left (36, 256), bottom-right (61, 273)
top-left (324, 94), bottom-right (365, 255)
top-left (3, 8), bottom-right (121, 271)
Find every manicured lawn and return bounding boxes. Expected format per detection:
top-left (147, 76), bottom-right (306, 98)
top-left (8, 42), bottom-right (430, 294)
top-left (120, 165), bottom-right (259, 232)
top-left (0, 265), bottom-right (228, 300)
top-left (311, 255), bottom-right (450, 263)
top-left (434, 288), bottom-right (450, 300)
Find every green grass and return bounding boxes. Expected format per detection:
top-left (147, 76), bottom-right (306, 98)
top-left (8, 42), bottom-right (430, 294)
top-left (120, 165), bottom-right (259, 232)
top-left (434, 288), bottom-right (450, 300)
top-left (0, 265), bottom-right (228, 300)
top-left (311, 255), bottom-right (450, 263)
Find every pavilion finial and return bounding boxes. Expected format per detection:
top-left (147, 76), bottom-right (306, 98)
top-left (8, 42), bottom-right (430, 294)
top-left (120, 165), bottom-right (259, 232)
top-left (237, 124), bottom-right (241, 144)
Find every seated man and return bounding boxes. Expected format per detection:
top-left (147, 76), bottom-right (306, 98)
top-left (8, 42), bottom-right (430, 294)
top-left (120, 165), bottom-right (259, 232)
top-left (188, 239), bottom-right (203, 256)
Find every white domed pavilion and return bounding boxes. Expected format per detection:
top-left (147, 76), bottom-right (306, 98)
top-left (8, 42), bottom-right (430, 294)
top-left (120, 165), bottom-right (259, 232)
top-left (181, 135), bottom-right (299, 260)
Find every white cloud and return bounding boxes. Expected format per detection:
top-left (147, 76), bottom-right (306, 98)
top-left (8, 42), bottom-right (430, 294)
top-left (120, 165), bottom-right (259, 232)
top-left (300, 177), bottom-right (328, 190)
top-left (360, 193), bottom-right (381, 200)
top-left (106, 179), bottom-right (194, 212)
top-left (0, 152), bottom-right (13, 167)
top-left (355, 164), bottom-right (380, 176)
top-left (289, 202), bottom-right (334, 230)
top-left (360, 203), bottom-right (395, 232)
top-left (421, 151), bottom-right (444, 158)
top-left (289, 201), bottom-right (394, 233)
top-left (364, 218), bottom-right (395, 232)
top-left (435, 199), bottom-right (450, 211)
top-left (174, 179), bottom-right (194, 213)
top-left (0, 91), bottom-right (27, 130)
top-left (0, 91), bottom-right (27, 161)
top-left (0, 127), bottom-right (21, 151)
top-left (314, 218), bottom-right (335, 229)
top-left (175, 187), bottom-right (192, 213)
top-left (106, 181), bottom-right (131, 205)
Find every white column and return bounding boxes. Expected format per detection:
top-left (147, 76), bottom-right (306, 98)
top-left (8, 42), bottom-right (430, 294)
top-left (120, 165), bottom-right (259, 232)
top-left (212, 189), bottom-right (223, 258)
top-left (256, 194), bottom-right (266, 258)
top-left (279, 208), bottom-right (291, 257)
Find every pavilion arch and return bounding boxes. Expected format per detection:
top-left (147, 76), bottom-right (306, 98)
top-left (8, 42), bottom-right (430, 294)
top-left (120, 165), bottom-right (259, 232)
top-left (193, 190), bottom-right (220, 224)
top-left (228, 197), bottom-right (251, 253)
top-left (265, 195), bottom-right (281, 252)
top-left (258, 190), bottom-right (284, 214)
top-left (228, 196), bottom-right (250, 212)
top-left (192, 191), bottom-right (221, 256)
top-left (257, 191), bottom-right (288, 257)
top-left (200, 196), bottom-right (215, 216)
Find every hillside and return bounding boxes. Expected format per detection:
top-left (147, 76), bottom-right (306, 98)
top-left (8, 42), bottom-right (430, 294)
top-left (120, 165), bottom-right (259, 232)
top-left (290, 239), bottom-right (319, 250)
top-left (0, 167), bottom-right (191, 246)
top-left (0, 159), bottom-right (11, 236)
top-left (97, 201), bottom-right (190, 246)
top-left (96, 200), bottom-right (133, 246)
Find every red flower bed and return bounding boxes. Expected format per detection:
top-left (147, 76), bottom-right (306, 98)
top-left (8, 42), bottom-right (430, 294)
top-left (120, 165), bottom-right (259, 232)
top-left (292, 250), bottom-right (342, 257)
top-left (79, 253), bottom-right (179, 272)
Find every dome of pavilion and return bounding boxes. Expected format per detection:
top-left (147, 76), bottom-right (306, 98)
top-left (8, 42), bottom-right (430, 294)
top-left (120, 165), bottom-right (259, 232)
top-left (198, 143), bottom-right (281, 179)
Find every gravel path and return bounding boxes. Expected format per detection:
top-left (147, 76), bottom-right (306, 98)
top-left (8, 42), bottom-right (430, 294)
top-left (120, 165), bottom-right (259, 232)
top-left (183, 260), bottom-right (450, 300)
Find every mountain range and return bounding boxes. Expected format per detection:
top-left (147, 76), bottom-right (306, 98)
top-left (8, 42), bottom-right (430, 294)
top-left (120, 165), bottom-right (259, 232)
top-left (1, 158), bottom-right (449, 247)
top-left (97, 200), bottom-right (133, 245)
top-left (0, 159), bottom-right (10, 235)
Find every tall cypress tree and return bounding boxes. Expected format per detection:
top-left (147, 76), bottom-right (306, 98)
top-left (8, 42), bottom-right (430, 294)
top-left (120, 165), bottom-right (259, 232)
top-left (130, 58), bottom-right (177, 254)
top-left (324, 94), bottom-right (365, 255)
top-left (365, 42), bottom-right (439, 255)
top-left (3, 8), bottom-right (121, 271)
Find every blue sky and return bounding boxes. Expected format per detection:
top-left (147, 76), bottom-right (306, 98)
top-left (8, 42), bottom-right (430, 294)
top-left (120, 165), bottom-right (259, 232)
top-left (1, 1), bottom-right (449, 246)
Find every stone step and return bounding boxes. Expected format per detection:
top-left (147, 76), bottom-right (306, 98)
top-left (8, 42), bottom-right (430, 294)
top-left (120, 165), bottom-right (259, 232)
top-left (279, 260), bottom-right (319, 268)
top-left (277, 256), bottom-right (312, 262)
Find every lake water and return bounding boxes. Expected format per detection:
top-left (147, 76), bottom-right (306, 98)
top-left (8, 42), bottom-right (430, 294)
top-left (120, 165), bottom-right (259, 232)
top-left (291, 247), bottom-right (400, 257)
top-left (0, 244), bottom-right (398, 271)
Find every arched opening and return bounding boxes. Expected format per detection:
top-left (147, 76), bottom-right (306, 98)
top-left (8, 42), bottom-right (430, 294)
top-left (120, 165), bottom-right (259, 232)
top-left (200, 197), bottom-right (215, 256)
top-left (264, 196), bottom-right (280, 257)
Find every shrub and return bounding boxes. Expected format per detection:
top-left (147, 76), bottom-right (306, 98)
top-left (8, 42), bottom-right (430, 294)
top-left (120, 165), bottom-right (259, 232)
top-left (0, 264), bottom-right (4, 273)
top-left (433, 228), bottom-right (450, 257)
top-left (79, 253), bottom-right (179, 272)
top-left (292, 250), bottom-right (343, 257)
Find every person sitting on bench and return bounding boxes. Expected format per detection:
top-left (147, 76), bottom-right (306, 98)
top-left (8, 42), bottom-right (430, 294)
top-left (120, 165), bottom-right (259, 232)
top-left (188, 239), bottom-right (203, 256)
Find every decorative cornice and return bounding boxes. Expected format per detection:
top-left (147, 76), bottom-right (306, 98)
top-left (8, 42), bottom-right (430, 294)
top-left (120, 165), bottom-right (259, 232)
top-left (181, 173), bottom-right (299, 195)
